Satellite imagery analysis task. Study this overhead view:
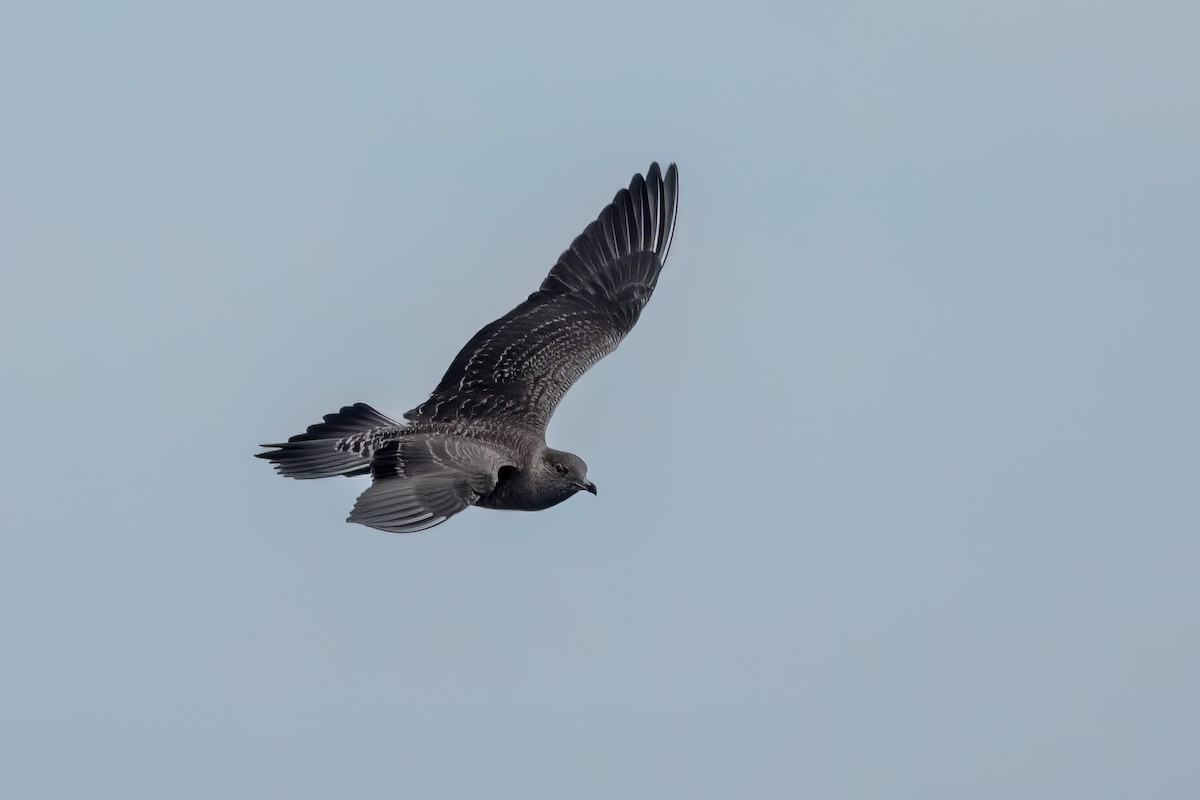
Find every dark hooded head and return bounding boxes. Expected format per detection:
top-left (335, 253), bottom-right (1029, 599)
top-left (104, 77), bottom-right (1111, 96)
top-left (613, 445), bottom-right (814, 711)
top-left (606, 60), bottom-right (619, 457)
top-left (541, 448), bottom-right (597, 499)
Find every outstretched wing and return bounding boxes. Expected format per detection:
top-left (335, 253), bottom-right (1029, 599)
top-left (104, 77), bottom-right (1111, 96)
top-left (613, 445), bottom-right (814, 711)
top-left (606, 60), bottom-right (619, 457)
top-left (405, 162), bottom-right (679, 433)
top-left (347, 436), bottom-right (513, 533)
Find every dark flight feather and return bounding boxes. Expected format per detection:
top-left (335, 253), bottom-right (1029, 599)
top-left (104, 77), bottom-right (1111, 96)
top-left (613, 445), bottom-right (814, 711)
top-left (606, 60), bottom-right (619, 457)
top-left (405, 162), bottom-right (679, 432)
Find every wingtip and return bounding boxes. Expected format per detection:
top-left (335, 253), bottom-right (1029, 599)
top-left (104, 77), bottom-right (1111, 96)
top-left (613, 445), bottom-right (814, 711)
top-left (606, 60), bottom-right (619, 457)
top-left (643, 161), bottom-right (677, 180)
top-left (661, 162), bottom-right (679, 263)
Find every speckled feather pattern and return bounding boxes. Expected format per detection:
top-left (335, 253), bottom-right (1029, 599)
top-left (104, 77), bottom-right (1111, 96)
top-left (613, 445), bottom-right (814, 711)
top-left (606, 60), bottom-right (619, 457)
top-left (405, 163), bottom-right (678, 433)
top-left (256, 163), bottom-right (679, 533)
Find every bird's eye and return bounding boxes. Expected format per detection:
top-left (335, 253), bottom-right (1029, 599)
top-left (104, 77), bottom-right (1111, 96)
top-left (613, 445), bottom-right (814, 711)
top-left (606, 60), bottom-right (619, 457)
top-left (554, 463), bottom-right (568, 475)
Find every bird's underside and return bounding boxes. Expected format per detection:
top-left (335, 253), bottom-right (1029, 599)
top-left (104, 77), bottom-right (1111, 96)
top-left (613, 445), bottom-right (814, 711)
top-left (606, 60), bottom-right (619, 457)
top-left (257, 162), bottom-right (679, 533)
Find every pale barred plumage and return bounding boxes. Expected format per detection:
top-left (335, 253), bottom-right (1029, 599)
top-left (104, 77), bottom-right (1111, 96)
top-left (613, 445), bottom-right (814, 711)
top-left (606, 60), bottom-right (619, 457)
top-left (257, 162), bottom-right (679, 533)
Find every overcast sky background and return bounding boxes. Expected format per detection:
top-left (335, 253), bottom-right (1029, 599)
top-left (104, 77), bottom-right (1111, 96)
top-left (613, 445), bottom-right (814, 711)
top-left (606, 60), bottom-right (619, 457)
top-left (3, 2), bottom-right (1198, 797)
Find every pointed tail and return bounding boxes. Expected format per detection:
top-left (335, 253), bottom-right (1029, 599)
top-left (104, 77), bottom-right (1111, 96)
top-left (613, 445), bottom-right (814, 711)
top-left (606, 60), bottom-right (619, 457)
top-left (256, 403), bottom-right (399, 479)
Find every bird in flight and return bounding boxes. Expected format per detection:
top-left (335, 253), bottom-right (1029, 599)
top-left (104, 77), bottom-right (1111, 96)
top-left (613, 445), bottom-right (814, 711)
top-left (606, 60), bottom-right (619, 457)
top-left (257, 162), bottom-right (679, 533)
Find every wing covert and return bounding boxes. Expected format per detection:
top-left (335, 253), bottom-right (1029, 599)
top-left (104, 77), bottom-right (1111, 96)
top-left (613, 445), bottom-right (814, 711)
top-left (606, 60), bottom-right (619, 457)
top-left (405, 162), bottom-right (679, 432)
top-left (347, 435), bottom-right (513, 533)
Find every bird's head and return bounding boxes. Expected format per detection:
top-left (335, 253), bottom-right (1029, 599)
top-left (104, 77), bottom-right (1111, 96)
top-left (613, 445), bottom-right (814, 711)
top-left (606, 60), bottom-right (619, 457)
top-left (542, 448), bottom-right (597, 497)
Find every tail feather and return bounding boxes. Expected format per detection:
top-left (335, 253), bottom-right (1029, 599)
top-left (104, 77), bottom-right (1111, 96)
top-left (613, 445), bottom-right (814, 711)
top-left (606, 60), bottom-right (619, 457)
top-left (256, 403), bottom-right (400, 479)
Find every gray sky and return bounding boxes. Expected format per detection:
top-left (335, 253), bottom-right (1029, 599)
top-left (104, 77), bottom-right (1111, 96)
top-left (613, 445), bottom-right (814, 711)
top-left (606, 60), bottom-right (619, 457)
top-left (3, 1), bottom-right (1197, 797)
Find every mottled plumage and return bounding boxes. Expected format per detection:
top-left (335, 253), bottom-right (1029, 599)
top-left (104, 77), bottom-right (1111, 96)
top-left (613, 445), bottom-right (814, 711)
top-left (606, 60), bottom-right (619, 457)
top-left (257, 162), bottom-right (679, 533)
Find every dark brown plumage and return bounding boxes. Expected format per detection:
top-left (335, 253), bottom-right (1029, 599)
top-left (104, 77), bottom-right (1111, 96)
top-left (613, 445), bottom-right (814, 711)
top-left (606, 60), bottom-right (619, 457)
top-left (256, 162), bottom-right (679, 533)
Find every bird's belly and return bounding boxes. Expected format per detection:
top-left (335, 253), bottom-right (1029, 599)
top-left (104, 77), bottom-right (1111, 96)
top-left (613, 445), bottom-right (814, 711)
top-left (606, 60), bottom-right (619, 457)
top-left (477, 487), bottom-right (573, 512)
